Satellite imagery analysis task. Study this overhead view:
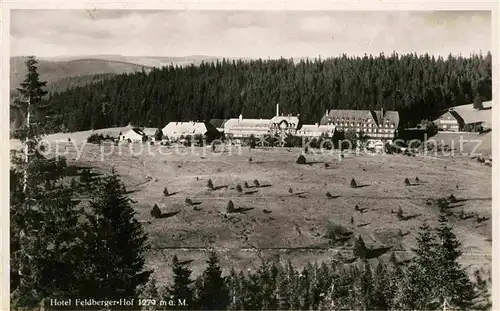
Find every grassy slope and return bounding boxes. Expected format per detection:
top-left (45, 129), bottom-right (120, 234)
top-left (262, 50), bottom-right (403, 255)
top-left (18, 129), bottom-right (490, 289)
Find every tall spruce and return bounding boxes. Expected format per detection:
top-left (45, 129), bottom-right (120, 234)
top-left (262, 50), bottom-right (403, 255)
top-left (9, 57), bottom-right (86, 309)
top-left (434, 214), bottom-right (474, 308)
top-left (10, 158), bottom-right (84, 309)
top-left (167, 255), bottom-right (194, 309)
top-left (11, 56), bottom-right (49, 192)
top-left (404, 222), bottom-right (440, 309)
top-left (81, 171), bottom-right (152, 304)
top-left (197, 251), bottom-right (229, 310)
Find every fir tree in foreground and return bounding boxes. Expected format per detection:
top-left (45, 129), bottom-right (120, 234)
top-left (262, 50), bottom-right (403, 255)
top-left (10, 158), bottom-right (84, 309)
top-left (197, 252), bottom-right (229, 310)
top-left (81, 171), bottom-right (152, 304)
top-left (403, 217), bottom-right (474, 309)
top-left (167, 255), bottom-right (193, 309)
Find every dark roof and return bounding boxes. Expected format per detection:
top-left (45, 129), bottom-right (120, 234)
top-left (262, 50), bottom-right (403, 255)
top-left (320, 109), bottom-right (399, 127)
top-left (209, 119), bottom-right (228, 128)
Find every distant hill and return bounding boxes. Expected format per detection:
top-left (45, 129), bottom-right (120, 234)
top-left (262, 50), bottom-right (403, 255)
top-left (10, 56), bottom-right (151, 94)
top-left (10, 56), bottom-right (152, 128)
top-left (38, 55), bottom-right (223, 69)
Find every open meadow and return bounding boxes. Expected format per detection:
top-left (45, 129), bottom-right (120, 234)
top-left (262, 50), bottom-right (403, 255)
top-left (12, 130), bottom-right (492, 288)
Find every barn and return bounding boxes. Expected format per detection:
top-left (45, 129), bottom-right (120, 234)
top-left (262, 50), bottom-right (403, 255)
top-left (120, 128), bottom-right (145, 142)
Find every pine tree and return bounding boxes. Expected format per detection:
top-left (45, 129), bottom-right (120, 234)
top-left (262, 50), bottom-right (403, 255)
top-left (244, 181), bottom-right (250, 188)
top-left (473, 94), bottom-right (483, 110)
top-left (167, 255), bottom-right (194, 309)
top-left (253, 179), bottom-right (260, 187)
top-left (155, 128), bottom-right (163, 141)
top-left (227, 200), bottom-right (235, 213)
top-left (434, 214), bottom-right (474, 308)
top-left (81, 171), bottom-right (152, 303)
top-left (350, 178), bottom-right (357, 188)
top-left (151, 204), bottom-right (162, 218)
top-left (288, 187), bottom-right (293, 194)
top-left (163, 187), bottom-right (169, 196)
top-left (11, 56), bottom-right (50, 192)
top-left (359, 259), bottom-right (375, 309)
top-left (404, 222), bottom-right (439, 309)
top-left (404, 177), bottom-right (410, 185)
top-left (354, 235), bottom-right (367, 259)
top-left (207, 178), bottom-right (214, 190)
top-left (236, 184), bottom-right (243, 193)
top-left (296, 155), bottom-right (307, 164)
top-left (141, 277), bottom-right (161, 311)
top-left (397, 206), bottom-right (404, 220)
top-left (198, 252), bottom-right (229, 310)
top-left (10, 158), bottom-right (84, 308)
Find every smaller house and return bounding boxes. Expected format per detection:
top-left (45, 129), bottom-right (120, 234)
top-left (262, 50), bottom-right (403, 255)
top-left (120, 128), bottom-right (145, 142)
top-left (434, 101), bottom-right (492, 132)
top-left (162, 121), bottom-right (220, 141)
top-left (142, 127), bottom-right (160, 141)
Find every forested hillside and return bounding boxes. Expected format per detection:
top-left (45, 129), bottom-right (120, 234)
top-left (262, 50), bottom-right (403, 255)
top-left (45, 52), bottom-right (492, 132)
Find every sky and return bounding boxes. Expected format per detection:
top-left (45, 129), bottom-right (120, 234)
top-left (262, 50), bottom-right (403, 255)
top-left (10, 10), bottom-right (492, 58)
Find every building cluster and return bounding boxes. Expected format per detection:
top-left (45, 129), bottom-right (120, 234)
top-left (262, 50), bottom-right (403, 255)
top-left (119, 103), bottom-right (404, 144)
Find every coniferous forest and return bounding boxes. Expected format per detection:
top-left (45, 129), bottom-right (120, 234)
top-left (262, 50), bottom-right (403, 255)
top-left (45, 52), bottom-right (492, 132)
top-left (10, 57), bottom-right (491, 310)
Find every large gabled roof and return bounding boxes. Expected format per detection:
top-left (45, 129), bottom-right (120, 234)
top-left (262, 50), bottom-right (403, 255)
top-left (320, 109), bottom-right (399, 127)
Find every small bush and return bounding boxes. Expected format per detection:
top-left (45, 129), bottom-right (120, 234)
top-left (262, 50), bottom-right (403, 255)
top-left (289, 187), bottom-right (293, 194)
top-left (296, 155), bottom-right (307, 165)
top-left (253, 179), bottom-right (260, 187)
top-left (150, 141), bottom-right (154, 145)
top-left (397, 207), bottom-right (404, 219)
top-left (150, 204), bottom-right (161, 218)
top-left (324, 162), bottom-right (330, 168)
top-left (326, 191), bottom-right (332, 198)
top-left (326, 223), bottom-right (351, 244)
top-left (354, 205), bottom-right (359, 211)
top-left (227, 200), bottom-right (235, 213)
top-left (236, 184), bottom-right (243, 193)
top-left (185, 198), bottom-right (193, 205)
top-left (244, 181), bottom-right (250, 188)
top-left (415, 176), bottom-right (420, 183)
top-left (163, 187), bottom-right (169, 196)
top-left (207, 179), bottom-right (214, 190)
top-left (350, 216), bottom-right (354, 225)
top-left (448, 194), bottom-right (457, 203)
top-left (248, 157), bottom-right (253, 162)
top-left (404, 178), bottom-right (410, 185)
top-left (353, 235), bottom-right (367, 259)
top-left (350, 178), bottom-right (357, 188)
top-left (67, 137), bottom-right (71, 142)
top-left (304, 147), bottom-right (309, 154)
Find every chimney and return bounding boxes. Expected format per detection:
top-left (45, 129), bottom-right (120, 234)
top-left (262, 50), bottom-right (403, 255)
top-left (276, 104), bottom-right (279, 117)
top-left (239, 114), bottom-right (243, 122)
top-left (325, 109), bottom-right (328, 116)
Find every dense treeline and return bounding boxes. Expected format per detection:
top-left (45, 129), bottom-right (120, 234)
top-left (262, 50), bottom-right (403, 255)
top-left (142, 218), bottom-right (487, 310)
top-left (46, 52), bottom-right (492, 132)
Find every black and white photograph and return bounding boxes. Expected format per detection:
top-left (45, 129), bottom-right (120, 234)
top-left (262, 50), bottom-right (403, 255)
top-left (4, 4), bottom-right (497, 311)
